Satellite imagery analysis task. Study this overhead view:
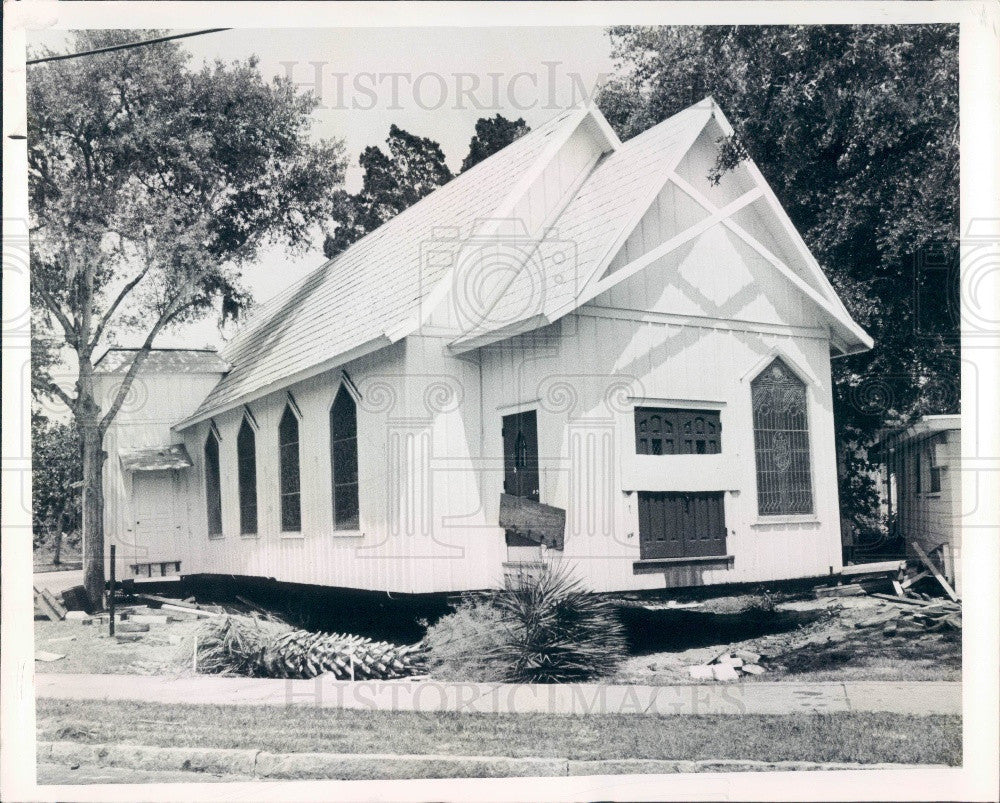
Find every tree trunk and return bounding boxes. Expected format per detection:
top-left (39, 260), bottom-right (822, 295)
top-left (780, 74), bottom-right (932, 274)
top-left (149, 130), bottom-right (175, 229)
top-left (81, 423), bottom-right (107, 608)
top-left (53, 529), bottom-right (62, 566)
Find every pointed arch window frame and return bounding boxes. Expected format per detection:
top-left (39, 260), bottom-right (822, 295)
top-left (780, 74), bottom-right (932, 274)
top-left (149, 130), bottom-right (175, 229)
top-left (204, 423), bottom-right (224, 539)
top-left (330, 372), bottom-right (362, 534)
top-left (237, 408), bottom-right (259, 537)
top-left (278, 395), bottom-right (303, 534)
top-left (745, 353), bottom-right (817, 520)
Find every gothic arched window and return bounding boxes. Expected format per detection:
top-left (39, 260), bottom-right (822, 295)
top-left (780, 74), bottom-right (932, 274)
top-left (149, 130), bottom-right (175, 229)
top-left (278, 405), bottom-right (302, 531)
top-left (204, 430), bottom-right (223, 537)
top-left (330, 386), bottom-right (359, 530)
top-left (237, 416), bottom-right (258, 535)
top-left (751, 358), bottom-right (813, 515)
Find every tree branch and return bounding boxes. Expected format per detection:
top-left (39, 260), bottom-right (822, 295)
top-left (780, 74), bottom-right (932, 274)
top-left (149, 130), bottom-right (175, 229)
top-left (98, 280), bottom-right (200, 434)
top-left (34, 283), bottom-right (79, 346)
top-left (88, 266), bottom-right (151, 351)
top-left (38, 377), bottom-right (76, 413)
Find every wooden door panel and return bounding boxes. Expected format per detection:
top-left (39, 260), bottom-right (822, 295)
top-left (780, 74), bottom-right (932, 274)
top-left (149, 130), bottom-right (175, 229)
top-left (502, 410), bottom-right (539, 502)
top-left (638, 491), bottom-right (726, 559)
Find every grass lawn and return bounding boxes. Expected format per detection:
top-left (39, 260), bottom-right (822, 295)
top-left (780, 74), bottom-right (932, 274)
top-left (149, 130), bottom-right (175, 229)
top-left (37, 699), bottom-right (961, 766)
top-left (33, 538), bottom-right (82, 572)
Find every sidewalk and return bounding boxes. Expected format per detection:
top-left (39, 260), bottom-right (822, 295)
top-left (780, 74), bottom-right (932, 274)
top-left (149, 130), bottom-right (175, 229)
top-left (36, 673), bottom-right (961, 716)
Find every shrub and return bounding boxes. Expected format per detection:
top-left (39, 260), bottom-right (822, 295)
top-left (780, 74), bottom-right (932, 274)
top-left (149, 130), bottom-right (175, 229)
top-left (421, 599), bottom-right (509, 682)
top-left (424, 563), bottom-right (628, 684)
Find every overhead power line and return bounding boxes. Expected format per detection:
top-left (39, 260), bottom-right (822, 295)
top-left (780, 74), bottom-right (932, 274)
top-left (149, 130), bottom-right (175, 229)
top-left (26, 28), bottom-right (231, 66)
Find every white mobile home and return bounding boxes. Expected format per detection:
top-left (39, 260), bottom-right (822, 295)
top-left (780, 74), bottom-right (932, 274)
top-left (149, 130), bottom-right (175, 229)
top-left (96, 99), bottom-right (873, 594)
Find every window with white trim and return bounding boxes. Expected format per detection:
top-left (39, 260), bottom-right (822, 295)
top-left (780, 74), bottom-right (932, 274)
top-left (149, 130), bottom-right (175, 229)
top-left (634, 408), bottom-right (721, 455)
top-left (237, 416), bottom-right (258, 535)
top-left (330, 386), bottom-right (360, 530)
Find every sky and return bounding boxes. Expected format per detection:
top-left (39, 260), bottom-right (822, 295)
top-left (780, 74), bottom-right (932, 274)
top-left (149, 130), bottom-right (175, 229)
top-left (29, 27), bottom-right (616, 351)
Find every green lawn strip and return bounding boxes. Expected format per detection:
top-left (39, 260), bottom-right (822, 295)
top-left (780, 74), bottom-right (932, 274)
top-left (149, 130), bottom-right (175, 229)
top-left (37, 700), bottom-right (961, 766)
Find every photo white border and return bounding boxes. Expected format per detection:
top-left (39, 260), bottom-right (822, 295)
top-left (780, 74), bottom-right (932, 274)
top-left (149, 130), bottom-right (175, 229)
top-left (3, 3), bottom-right (998, 801)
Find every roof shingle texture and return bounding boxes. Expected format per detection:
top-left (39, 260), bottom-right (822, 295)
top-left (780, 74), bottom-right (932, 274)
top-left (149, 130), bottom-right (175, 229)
top-left (96, 349), bottom-right (230, 374)
top-left (187, 109), bottom-right (583, 421)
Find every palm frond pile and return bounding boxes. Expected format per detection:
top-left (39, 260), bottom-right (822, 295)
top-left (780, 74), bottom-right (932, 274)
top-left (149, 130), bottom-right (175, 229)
top-left (196, 614), bottom-right (426, 680)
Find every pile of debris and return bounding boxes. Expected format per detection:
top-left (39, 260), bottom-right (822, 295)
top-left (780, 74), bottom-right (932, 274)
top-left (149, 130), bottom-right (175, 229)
top-left (857, 596), bottom-right (961, 634)
top-left (687, 649), bottom-right (767, 681)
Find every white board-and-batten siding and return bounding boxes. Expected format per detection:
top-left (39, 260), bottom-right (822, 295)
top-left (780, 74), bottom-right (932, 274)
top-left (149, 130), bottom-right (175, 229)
top-left (115, 256), bottom-right (841, 594)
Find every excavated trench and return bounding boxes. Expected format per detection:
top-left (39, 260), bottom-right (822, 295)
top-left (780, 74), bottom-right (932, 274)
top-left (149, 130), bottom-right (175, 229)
top-left (617, 605), bottom-right (824, 655)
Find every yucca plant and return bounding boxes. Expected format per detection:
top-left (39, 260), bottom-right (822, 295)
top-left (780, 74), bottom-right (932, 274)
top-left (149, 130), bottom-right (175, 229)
top-left (196, 614), bottom-right (426, 680)
top-left (491, 563), bottom-right (628, 683)
top-left (424, 563), bottom-right (628, 684)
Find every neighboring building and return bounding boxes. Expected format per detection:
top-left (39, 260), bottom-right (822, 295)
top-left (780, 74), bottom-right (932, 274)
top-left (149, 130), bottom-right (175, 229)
top-left (95, 99), bottom-right (873, 595)
top-left (875, 415), bottom-right (962, 595)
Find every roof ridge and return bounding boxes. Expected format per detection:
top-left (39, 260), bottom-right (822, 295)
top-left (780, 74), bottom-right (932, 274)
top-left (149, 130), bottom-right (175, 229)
top-left (221, 108), bottom-right (584, 361)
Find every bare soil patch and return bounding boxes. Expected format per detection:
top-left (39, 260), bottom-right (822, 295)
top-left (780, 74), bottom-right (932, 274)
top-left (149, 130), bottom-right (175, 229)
top-left (614, 594), bottom-right (960, 685)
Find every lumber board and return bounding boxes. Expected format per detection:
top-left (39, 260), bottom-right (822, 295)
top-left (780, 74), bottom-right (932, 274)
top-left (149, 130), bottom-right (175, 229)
top-left (160, 602), bottom-right (222, 618)
top-left (499, 493), bottom-right (566, 550)
top-left (912, 542), bottom-right (960, 602)
top-left (33, 587), bottom-right (64, 621)
top-left (871, 592), bottom-right (939, 607)
top-left (901, 569), bottom-right (932, 589)
top-left (840, 560), bottom-right (905, 577)
top-left (134, 594), bottom-right (223, 617)
top-left (39, 588), bottom-right (67, 618)
top-left (815, 584), bottom-right (865, 598)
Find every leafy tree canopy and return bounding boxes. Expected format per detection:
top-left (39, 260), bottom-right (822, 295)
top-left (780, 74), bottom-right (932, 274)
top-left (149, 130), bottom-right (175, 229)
top-left (324, 124), bottom-right (453, 259)
top-left (323, 115), bottom-right (532, 259)
top-left (30, 31), bottom-right (346, 380)
top-left (31, 413), bottom-right (82, 544)
top-left (461, 114), bottom-right (531, 173)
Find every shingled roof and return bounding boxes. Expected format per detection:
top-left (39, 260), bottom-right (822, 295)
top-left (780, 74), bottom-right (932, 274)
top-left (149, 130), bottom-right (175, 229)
top-left (96, 348), bottom-right (230, 374)
top-left (181, 107), bottom-right (591, 426)
top-left (178, 99), bottom-right (871, 428)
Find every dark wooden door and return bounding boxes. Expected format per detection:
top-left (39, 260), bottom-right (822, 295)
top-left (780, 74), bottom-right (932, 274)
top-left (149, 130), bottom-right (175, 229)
top-left (638, 491), bottom-right (727, 559)
top-left (502, 410), bottom-right (539, 501)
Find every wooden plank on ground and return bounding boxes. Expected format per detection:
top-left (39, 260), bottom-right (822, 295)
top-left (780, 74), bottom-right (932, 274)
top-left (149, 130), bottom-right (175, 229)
top-left (815, 583), bottom-right (865, 598)
top-left (912, 542), bottom-right (960, 602)
top-left (40, 588), bottom-right (68, 618)
top-left (840, 560), bottom-right (906, 577)
top-left (33, 587), bottom-right (64, 621)
top-left (901, 569), bottom-right (932, 589)
top-left (871, 592), bottom-right (938, 607)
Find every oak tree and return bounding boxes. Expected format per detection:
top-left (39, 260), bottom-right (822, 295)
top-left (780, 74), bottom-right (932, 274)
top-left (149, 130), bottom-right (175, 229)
top-left (29, 30), bottom-right (347, 604)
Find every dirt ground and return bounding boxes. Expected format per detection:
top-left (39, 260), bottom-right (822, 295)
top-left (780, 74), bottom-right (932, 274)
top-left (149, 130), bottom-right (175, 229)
top-left (613, 594), bottom-right (961, 684)
top-left (34, 591), bottom-right (960, 684)
top-left (34, 611), bottom-right (202, 676)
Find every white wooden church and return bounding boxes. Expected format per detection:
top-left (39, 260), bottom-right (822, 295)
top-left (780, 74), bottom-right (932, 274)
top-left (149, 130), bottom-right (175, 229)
top-left (96, 99), bottom-right (872, 595)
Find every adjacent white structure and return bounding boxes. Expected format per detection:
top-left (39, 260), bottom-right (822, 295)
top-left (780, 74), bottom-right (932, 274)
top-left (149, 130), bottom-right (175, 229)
top-left (96, 99), bottom-right (873, 594)
top-left (876, 415), bottom-right (962, 595)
